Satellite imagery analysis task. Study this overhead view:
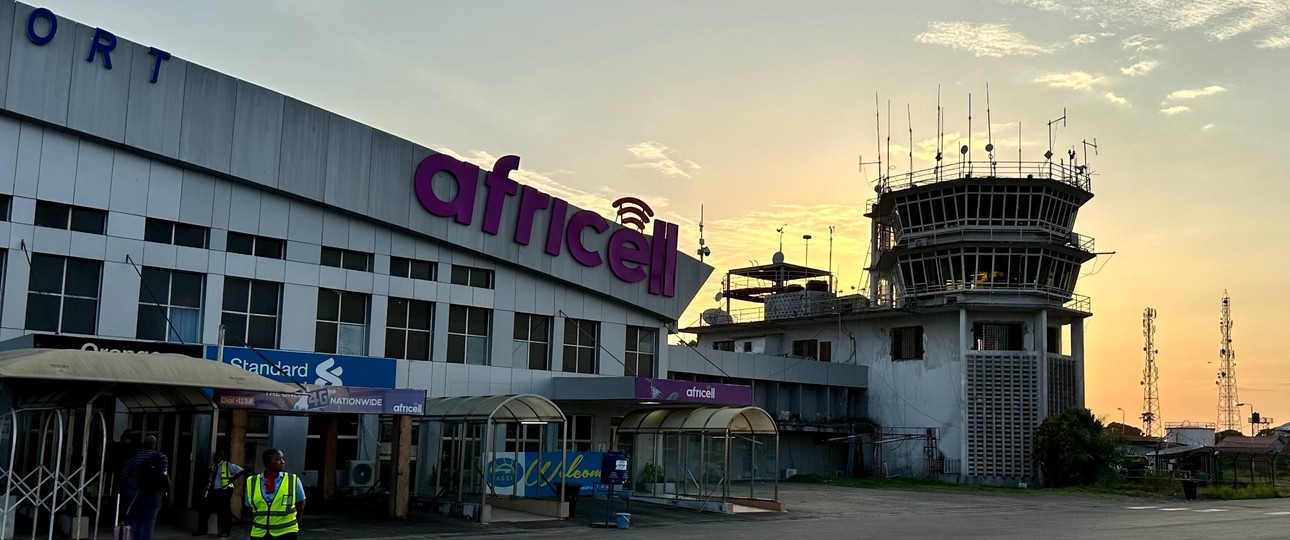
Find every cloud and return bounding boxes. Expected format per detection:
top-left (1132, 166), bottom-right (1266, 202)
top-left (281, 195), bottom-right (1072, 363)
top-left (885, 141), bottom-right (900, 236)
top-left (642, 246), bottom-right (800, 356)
top-left (1034, 71), bottom-right (1107, 91)
top-left (624, 141), bottom-right (701, 179)
top-left (1103, 92), bottom-right (1129, 106)
top-left (1121, 34), bottom-right (1164, 53)
top-left (1003, 1), bottom-right (1290, 48)
top-left (1069, 33), bottom-right (1099, 45)
top-left (1257, 34), bottom-right (1290, 48)
top-left (1159, 106), bottom-right (1190, 115)
top-left (1120, 59), bottom-right (1160, 76)
top-left (1202, 123), bottom-right (1216, 130)
top-left (1165, 85), bottom-right (1227, 100)
top-left (915, 21), bottom-right (1059, 57)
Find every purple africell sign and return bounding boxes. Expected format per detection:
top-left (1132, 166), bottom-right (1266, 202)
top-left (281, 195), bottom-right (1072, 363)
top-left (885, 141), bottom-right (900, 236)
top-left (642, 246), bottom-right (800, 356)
top-left (413, 154), bottom-right (679, 297)
top-left (634, 378), bottom-right (753, 406)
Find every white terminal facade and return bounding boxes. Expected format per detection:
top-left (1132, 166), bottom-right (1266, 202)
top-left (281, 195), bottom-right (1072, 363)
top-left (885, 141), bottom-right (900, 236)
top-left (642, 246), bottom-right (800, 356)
top-left (0, 0), bottom-right (871, 503)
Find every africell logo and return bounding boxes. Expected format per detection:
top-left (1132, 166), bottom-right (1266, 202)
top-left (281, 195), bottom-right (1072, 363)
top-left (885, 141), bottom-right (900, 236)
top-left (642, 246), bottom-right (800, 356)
top-left (413, 154), bottom-right (678, 297)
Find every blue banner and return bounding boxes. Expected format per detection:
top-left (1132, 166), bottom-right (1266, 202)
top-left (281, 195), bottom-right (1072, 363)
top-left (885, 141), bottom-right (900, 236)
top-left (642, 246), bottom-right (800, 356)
top-left (206, 346), bottom-right (397, 389)
top-left (487, 452), bottom-right (605, 497)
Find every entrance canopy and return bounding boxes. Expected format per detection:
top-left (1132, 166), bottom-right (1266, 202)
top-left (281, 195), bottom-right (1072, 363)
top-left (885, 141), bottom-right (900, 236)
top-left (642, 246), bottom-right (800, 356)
top-left (617, 406), bottom-right (778, 436)
top-left (0, 348), bottom-right (301, 412)
top-left (421, 394), bottom-right (565, 424)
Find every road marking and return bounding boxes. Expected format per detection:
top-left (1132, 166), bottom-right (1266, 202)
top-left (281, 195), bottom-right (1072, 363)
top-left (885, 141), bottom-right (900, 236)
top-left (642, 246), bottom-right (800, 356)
top-left (1160, 508), bottom-right (1188, 511)
top-left (1267, 511), bottom-right (1290, 516)
top-left (1193, 509), bottom-right (1227, 512)
top-left (1127, 506), bottom-right (1159, 510)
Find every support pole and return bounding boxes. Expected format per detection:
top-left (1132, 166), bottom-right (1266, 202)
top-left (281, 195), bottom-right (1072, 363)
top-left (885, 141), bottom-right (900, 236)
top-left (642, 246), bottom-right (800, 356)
top-left (229, 410), bottom-right (247, 520)
top-left (323, 418), bottom-right (338, 500)
top-left (388, 415), bottom-right (412, 518)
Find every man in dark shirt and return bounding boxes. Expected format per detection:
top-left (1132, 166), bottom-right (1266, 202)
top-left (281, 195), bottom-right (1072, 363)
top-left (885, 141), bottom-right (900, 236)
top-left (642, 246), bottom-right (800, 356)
top-left (120, 435), bottom-right (169, 540)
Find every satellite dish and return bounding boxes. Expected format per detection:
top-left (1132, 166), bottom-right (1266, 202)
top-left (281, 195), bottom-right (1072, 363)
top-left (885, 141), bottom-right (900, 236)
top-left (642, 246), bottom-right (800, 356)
top-left (771, 251), bottom-right (785, 264)
top-left (985, 143), bottom-right (994, 152)
top-left (959, 145), bottom-right (969, 155)
top-left (714, 291), bottom-right (723, 302)
top-left (1044, 150), bottom-right (1054, 160)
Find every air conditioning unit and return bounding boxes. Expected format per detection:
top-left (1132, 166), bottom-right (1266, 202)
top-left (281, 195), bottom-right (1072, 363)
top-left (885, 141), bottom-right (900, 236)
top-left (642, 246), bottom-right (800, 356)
top-left (347, 460), bottom-right (376, 488)
top-left (777, 411), bottom-right (792, 422)
top-left (782, 468), bottom-right (798, 480)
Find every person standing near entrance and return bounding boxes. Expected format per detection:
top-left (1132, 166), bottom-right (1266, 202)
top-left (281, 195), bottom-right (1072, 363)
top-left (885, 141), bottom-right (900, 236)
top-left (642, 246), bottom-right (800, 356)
top-left (194, 450), bottom-right (245, 537)
top-left (244, 448), bottom-right (306, 540)
top-left (121, 435), bottom-right (169, 540)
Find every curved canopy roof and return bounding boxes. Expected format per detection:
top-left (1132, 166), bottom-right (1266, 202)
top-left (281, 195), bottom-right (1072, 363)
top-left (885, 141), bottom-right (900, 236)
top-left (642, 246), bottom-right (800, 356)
top-left (421, 394), bottom-right (565, 424)
top-left (616, 406), bottom-right (778, 435)
top-left (0, 348), bottom-right (302, 411)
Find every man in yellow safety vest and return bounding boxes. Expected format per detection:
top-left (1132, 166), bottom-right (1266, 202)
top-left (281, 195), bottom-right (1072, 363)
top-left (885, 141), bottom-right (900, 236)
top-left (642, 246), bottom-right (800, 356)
top-left (194, 449), bottom-right (244, 537)
top-left (243, 448), bottom-right (306, 539)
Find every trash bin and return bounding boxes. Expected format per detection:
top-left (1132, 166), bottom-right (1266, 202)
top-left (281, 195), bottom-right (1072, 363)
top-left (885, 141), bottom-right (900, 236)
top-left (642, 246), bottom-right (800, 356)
top-left (1182, 480), bottom-right (1197, 500)
top-left (560, 483), bottom-right (581, 518)
top-left (615, 512), bottom-right (631, 529)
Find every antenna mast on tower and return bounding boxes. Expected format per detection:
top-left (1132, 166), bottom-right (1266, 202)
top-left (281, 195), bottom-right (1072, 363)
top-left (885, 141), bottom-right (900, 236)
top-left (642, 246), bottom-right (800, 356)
top-left (1216, 292), bottom-right (1240, 432)
top-left (1141, 308), bottom-right (1161, 437)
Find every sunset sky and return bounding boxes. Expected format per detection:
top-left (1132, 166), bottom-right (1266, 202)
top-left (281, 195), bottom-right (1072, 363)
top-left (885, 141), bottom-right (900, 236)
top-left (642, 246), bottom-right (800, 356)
top-left (38, 0), bottom-right (1290, 432)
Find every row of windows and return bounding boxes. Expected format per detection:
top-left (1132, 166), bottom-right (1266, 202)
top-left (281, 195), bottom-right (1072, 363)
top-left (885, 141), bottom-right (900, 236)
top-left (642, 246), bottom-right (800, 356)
top-left (894, 184), bottom-right (1082, 234)
top-left (896, 247), bottom-right (1084, 294)
top-left (19, 252), bottom-right (655, 374)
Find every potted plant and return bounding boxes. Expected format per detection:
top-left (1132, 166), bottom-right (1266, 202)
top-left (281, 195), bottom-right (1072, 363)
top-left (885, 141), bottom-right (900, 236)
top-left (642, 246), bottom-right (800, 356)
top-left (638, 462), bottom-right (674, 495)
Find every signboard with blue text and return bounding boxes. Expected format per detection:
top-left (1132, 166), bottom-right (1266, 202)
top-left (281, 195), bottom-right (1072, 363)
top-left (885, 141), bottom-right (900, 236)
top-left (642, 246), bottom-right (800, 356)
top-left (205, 346), bottom-right (397, 389)
top-left (486, 452), bottom-right (606, 497)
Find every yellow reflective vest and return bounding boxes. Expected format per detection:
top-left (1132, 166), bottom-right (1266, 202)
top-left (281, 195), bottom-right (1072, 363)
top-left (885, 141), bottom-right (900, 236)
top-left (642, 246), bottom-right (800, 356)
top-left (246, 473), bottom-right (300, 538)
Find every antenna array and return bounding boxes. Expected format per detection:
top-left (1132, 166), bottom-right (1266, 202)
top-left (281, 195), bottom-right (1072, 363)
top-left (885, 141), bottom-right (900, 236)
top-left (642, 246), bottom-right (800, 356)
top-left (1141, 307), bottom-right (1160, 437)
top-left (1216, 292), bottom-right (1240, 432)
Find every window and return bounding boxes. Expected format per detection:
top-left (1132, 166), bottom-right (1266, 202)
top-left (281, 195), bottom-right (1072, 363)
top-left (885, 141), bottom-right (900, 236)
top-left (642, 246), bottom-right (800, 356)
top-left (0, 194), bottom-right (11, 221)
top-left (791, 339), bottom-right (818, 360)
top-left (742, 341), bottom-right (753, 352)
top-left (386, 297), bottom-right (432, 361)
top-left (1047, 326), bottom-right (1062, 354)
top-left (25, 254), bottom-right (101, 334)
top-left (512, 313), bottom-right (551, 370)
top-left (221, 278), bottom-right (281, 349)
top-left (819, 341), bottom-right (832, 362)
top-left (891, 326), bottom-right (924, 360)
top-left (34, 201), bottom-right (106, 234)
top-left (144, 218), bottom-right (209, 248)
top-left (320, 246), bottom-right (372, 272)
top-left (713, 340), bottom-right (735, 352)
top-left (625, 326), bottom-right (656, 377)
top-left (503, 423), bottom-right (543, 453)
top-left (390, 257), bottom-right (435, 280)
top-left (316, 289), bottom-right (369, 356)
top-left (450, 265), bottom-right (494, 289)
top-left (562, 318), bottom-right (598, 374)
top-left (447, 305), bottom-right (491, 365)
top-left (226, 232), bottom-right (285, 259)
top-left (569, 414), bottom-right (593, 452)
top-left (973, 322), bottom-right (1025, 351)
top-left (136, 268), bottom-right (203, 343)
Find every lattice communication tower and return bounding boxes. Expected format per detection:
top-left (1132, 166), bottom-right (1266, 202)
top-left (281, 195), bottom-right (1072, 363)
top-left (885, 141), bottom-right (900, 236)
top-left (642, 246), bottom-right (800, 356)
top-left (1216, 292), bottom-right (1240, 432)
top-left (1141, 307), bottom-right (1160, 437)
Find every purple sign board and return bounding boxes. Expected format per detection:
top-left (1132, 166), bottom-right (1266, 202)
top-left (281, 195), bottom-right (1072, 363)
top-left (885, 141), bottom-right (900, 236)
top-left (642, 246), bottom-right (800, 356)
top-left (216, 387), bottom-right (426, 415)
top-left (634, 378), bottom-right (753, 406)
top-left (413, 154), bottom-right (679, 297)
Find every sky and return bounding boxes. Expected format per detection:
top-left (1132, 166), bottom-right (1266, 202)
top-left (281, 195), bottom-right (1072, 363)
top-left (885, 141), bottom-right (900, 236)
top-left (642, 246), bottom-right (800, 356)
top-left (33, 0), bottom-right (1290, 434)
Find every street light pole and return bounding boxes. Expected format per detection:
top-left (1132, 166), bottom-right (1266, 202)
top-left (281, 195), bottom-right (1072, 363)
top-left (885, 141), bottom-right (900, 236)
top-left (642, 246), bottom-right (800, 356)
top-left (1237, 403), bottom-right (1251, 436)
top-left (1116, 407), bottom-right (1125, 427)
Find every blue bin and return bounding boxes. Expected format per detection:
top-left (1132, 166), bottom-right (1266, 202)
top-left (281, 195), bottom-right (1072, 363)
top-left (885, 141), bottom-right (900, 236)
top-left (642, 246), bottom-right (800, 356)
top-left (615, 512), bottom-right (631, 529)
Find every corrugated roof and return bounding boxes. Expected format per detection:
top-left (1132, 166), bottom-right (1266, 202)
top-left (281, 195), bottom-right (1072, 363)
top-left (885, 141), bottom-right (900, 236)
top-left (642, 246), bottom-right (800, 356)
top-left (1214, 435), bottom-right (1285, 454)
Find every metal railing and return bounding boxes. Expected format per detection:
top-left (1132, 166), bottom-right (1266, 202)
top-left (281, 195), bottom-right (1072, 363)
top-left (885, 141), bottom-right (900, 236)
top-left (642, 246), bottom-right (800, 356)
top-left (878, 161), bottom-right (1093, 193)
top-left (894, 226), bottom-right (1095, 253)
top-left (691, 288), bottom-right (1090, 327)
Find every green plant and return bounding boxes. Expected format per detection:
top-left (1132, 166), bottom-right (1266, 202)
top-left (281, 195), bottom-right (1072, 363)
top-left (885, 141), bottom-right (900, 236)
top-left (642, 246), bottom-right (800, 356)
top-left (640, 462), bottom-right (666, 483)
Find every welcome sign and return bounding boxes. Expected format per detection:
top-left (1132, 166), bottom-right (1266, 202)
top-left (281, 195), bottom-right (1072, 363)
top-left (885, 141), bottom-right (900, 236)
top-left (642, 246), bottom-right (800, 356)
top-left (486, 452), bottom-right (607, 497)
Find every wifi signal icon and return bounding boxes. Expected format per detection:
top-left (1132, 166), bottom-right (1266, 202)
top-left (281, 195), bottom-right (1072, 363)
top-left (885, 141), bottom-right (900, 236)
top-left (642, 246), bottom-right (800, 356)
top-left (612, 196), bottom-right (655, 232)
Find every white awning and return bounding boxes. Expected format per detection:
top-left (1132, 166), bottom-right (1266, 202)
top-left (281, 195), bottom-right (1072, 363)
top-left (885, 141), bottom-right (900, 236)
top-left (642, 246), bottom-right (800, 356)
top-left (420, 394), bottom-right (565, 424)
top-left (616, 406), bottom-right (778, 435)
top-left (0, 348), bottom-right (302, 412)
